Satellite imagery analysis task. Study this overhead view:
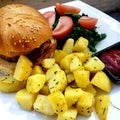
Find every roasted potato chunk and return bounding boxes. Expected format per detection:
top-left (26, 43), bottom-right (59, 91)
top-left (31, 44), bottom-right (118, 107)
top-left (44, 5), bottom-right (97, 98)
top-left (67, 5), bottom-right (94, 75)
top-left (31, 65), bottom-right (44, 75)
top-left (64, 86), bottom-right (84, 108)
top-left (16, 89), bottom-right (37, 110)
top-left (13, 55), bottom-right (33, 81)
top-left (74, 70), bottom-right (90, 88)
top-left (91, 71), bottom-right (112, 92)
top-left (53, 50), bottom-right (68, 64)
top-left (76, 91), bottom-right (94, 116)
top-left (95, 95), bottom-right (110, 120)
top-left (41, 58), bottom-right (55, 69)
top-left (73, 37), bottom-right (88, 52)
top-left (57, 107), bottom-right (77, 120)
top-left (84, 56), bottom-right (105, 72)
top-left (34, 94), bottom-right (55, 116)
top-left (48, 91), bottom-right (68, 114)
top-left (48, 70), bottom-right (67, 93)
top-left (26, 74), bottom-right (46, 94)
top-left (0, 75), bottom-right (26, 93)
top-left (63, 38), bottom-right (74, 54)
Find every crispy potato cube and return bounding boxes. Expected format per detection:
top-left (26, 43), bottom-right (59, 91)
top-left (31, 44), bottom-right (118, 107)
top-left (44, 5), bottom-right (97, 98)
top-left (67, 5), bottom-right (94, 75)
top-left (48, 70), bottom-right (67, 93)
top-left (60, 54), bottom-right (74, 70)
top-left (33, 94), bottom-right (55, 116)
top-left (41, 58), bottom-right (55, 69)
top-left (53, 50), bottom-right (68, 64)
top-left (74, 70), bottom-right (90, 88)
top-left (64, 86), bottom-right (84, 108)
top-left (16, 89), bottom-right (36, 110)
top-left (66, 73), bottom-right (75, 83)
top-left (83, 83), bottom-right (96, 96)
top-left (48, 91), bottom-right (68, 114)
top-left (70, 56), bottom-right (83, 72)
top-left (57, 107), bottom-right (77, 120)
top-left (26, 74), bottom-right (46, 93)
top-left (84, 56), bottom-right (105, 72)
top-left (31, 65), bottom-right (44, 75)
top-left (91, 71), bottom-right (112, 92)
top-left (45, 63), bottom-right (61, 81)
top-left (73, 37), bottom-right (88, 52)
top-left (76, 91), bottom-right (94, 116)
top-left (95, 95), bottom-right (110, 120)
top-left (83, 47), bottom-right (92, 57)
top-left (13, 55), bottom-right (33, 81)
top-left (73, 52), bottom-right (89, 63)
top-left (63, 38), bottom-right (74, 54)
top-left (0, 75), bottom-right (26, 93)
top-left (39, 84), bottom-right (50, 95)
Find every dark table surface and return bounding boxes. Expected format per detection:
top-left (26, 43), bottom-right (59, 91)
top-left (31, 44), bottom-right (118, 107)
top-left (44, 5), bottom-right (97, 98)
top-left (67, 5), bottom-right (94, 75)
top-left (107, 11), bottom-right (120, 22)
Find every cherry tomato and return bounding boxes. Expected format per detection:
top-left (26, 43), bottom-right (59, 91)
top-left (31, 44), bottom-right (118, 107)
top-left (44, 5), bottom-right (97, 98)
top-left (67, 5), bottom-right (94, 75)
top-left (53, 16), bottom-right (73, 39)
top-left (43, 11), bottom-right (55, 29)
top-left (55, 3), bottom-right (80, 16)
top-left (78, 16), bottom-right (98, 29)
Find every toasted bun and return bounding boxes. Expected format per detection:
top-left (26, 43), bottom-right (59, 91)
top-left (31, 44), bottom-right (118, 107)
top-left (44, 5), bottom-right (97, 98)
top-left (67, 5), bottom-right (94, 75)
top-left (0, 4), bottom-right (52, 58)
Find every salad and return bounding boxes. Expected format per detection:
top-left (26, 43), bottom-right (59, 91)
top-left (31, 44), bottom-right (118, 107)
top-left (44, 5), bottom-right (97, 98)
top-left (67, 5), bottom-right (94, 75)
top-left (43, 3), bottom-right (106, 52)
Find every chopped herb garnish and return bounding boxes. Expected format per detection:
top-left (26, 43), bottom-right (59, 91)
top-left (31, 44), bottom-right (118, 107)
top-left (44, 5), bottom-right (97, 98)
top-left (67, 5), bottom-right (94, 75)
top-left (12, 81), bottom-right (15, 84)
top-left (56, 81), bottom-right (59, 85)
top-left (103, 108), bottom-right (106, 115)
top-left (93, 58), bottom-right (98, 61)
top-left (54, 71), bottom-right (58, 74)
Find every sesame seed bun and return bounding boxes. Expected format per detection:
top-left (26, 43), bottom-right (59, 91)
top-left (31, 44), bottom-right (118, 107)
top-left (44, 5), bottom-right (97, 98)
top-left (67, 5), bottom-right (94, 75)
top-left (0, 4), bottom-right (52, 58)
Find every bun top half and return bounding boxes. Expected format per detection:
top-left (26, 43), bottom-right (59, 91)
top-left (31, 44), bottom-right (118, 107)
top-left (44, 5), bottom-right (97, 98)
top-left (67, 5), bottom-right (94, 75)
top-left (0, 4), bottom-right (52, 58)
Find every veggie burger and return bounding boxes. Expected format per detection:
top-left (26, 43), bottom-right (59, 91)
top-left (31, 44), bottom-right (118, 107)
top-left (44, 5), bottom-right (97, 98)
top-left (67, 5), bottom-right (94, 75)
top-left (0, 4), bottom-right (57, 75)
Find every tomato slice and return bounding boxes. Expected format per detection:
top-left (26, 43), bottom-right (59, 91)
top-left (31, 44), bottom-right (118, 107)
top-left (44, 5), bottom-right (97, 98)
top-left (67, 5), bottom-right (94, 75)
top-left (53, 16), bottom-right (73, 39)
top-left (43, 11), bottom-right (56, 29)
top-left (78, 16), bottom-right (98, 29)
top-left (55, 3), bottom-right (80, 16)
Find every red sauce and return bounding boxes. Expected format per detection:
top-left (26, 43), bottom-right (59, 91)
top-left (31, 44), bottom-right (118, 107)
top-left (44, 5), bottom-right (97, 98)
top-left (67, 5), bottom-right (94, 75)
top-left (100, 49), bottom-right (120, 75)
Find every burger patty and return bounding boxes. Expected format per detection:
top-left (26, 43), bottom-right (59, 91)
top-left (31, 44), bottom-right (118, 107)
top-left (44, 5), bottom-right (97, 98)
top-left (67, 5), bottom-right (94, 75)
top-left (27, 38), bottom-right (57, 65)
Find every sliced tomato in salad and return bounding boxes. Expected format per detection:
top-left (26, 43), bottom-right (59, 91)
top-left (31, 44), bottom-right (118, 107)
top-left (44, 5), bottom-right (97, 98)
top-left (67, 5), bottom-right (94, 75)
top-left (43, 11), bottom-right (56, 29)
top-left (55, 3), bottom-right (80, 16)
top-left (53, 16), bottom-right (73, 39)
top-left (78, 16), bottom-right (98, 29)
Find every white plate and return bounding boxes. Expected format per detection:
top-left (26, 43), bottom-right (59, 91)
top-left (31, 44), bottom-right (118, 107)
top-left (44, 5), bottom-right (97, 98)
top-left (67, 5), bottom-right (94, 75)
top-left (0, 1), bottom-right (120, 120)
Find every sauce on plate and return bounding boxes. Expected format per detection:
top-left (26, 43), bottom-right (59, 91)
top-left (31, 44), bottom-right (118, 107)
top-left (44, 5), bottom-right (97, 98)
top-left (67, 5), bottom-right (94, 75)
top-left (99, 49), bottom-right (120, 75)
